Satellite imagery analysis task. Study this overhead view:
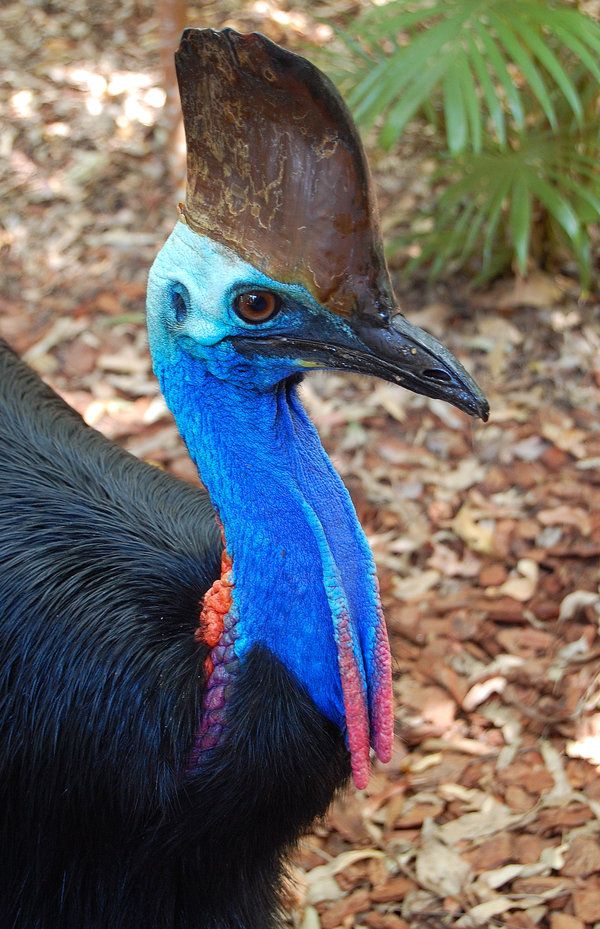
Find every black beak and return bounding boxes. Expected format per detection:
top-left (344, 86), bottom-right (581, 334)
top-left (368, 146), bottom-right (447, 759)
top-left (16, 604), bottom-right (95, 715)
top-left (235, 311), bottom-right (489, 422)
top-left (350, 312), bottom-right (489, 422)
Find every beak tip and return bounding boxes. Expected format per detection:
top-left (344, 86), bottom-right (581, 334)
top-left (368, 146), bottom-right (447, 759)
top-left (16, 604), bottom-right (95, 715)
top-left (470, 394), bottom-right (489, 423)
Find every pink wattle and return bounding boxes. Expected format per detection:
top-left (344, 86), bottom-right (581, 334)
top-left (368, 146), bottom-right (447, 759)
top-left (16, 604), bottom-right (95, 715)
top-left (335, 609), bottom-right (371, 789)
top-left (372, 610), bottom-right (394, 765)
top-left (336, 603), bottom-right (394, 788)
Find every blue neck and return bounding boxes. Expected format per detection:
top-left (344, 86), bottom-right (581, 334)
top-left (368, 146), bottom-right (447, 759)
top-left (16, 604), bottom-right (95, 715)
top-left (154, 348), bottom-right (391, 783)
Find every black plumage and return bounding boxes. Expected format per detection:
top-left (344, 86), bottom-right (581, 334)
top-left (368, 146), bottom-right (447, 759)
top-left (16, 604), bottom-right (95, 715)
top-left (0, 338), bottom-right (349, 929)
top-left (0, 28), bottom-right (488, 929)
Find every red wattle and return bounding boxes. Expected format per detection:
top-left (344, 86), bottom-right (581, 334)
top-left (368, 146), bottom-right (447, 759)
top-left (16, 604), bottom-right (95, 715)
top-left (335, 609), bottom-right (371, 789)
top-left (372, 610), bottom-right (393, 764)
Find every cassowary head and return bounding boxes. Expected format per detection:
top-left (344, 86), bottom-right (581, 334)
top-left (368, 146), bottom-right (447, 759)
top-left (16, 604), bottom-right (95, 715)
top-left (146, 29), bottom-right (488, 788)
top-left (147, 28), bottom-right (488, 418)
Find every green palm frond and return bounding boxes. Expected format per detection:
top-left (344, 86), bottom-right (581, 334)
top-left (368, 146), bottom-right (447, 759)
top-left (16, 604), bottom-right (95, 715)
top-left (331, 0), bottom-right (600, 154)
top-left (397, 132), bottom-right (599, 286)
top-left (323, 0), bottom-right (599, 286)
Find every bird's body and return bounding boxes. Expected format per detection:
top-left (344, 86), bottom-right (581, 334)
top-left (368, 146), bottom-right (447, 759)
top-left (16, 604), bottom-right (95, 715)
top-left (0, 338), bottom-right (348, 929)
top-left (0, 28), bottom-right (487, 929)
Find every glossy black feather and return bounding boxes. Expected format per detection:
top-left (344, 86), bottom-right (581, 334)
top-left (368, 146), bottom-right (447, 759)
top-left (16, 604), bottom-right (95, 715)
top-left (0, 338), bottom-right (349, 929)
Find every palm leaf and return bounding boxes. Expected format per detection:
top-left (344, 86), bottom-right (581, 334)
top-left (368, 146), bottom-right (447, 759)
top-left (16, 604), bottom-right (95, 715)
top-left (442, 59), bottom-right (468, 154)
top-left (327, 0), bottom-right (599, 285)
top-left (486, 14), bottom-right (557, 128)
top-left (549, 174), bottom-right (600, 224)
top-left (400, 131), bottom-right (597, 283)
top-left (481, 175), bottom-right (513, 274)
top-left (552, 27), bottom-right (600, 84)
top-left (472, 22), bottom-right (525, 129)
top-left (351, 14), bottom-right (467, 137)
top-left (379, 53), bottom-right (453, 148)
top-left (457, 55), bottom-right (483, 154)
top-left (331, 0), bottom-right (600, 152)
top-left (520, 5), bottom-right (600, 58)
top-left (514, 17), bottom-right (583, 122)
top-left (464, 31), bottom-right (505, 146)
top-left (528, 174), bottom-right (581, 241)
top-left (509, 176), bottom-right (531, 274)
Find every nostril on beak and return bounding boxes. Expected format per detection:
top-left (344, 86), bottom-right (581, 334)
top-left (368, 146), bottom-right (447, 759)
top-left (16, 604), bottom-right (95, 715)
top-left (422, 368), bottom-right (453, 383)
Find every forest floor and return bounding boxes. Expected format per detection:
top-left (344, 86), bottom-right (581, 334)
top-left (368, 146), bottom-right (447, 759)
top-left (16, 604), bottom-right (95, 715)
top-left (1, 2), bottom-right (600, 928)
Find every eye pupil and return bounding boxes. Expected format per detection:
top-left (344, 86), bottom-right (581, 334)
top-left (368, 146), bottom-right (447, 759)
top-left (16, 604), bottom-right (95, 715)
top-left (234, 290), bottom-right (279, 324)
top-left (248, 294), bottom-right (267, 312)
top-left (173, 290), bottom-right (188, 323)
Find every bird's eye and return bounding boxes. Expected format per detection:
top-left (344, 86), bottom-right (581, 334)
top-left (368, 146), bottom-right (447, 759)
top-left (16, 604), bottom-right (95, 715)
top-left (173, 288), bottom-right (188, 323)
top-left (234, 291), bottom-right (280, 324)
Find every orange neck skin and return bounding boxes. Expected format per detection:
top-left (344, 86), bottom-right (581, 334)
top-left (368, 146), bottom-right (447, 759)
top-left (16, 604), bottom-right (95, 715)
top-left (189, 534), bottom-right (238, 766)
top-left (194, 547), bottom-right (233, 676)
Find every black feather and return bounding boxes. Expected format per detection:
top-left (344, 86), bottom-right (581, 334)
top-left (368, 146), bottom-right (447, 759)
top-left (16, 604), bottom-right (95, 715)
top-left (0, 339), bottom-right (349, 929)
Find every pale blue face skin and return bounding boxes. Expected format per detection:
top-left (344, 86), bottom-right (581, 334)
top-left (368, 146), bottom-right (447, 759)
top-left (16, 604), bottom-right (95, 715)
top-left (146, 222), bottom-right (391, 784)
top-left (147, 222), bottom-right (354, 388)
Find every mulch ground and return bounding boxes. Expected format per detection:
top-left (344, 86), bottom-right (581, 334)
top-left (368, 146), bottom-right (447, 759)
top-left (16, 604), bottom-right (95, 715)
top-left (1, 2), bottom-right (600, 927)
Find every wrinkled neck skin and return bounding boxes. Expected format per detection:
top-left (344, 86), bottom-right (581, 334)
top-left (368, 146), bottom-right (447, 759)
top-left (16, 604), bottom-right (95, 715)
top-left (149, 230), bottom-right (392, 787)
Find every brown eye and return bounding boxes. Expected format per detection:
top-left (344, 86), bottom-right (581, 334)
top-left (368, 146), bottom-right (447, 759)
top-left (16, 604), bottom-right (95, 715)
top-left (234, 290), bottom-right (280, 324)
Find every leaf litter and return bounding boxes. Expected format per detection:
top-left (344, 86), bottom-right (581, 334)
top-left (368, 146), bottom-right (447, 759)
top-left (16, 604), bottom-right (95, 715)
top-left (1, 1), bottom-right (599, 927)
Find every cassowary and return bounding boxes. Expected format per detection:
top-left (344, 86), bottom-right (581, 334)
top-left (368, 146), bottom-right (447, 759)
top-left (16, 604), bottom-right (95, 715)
top-left (0, 28), bottom-right (488, 929)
